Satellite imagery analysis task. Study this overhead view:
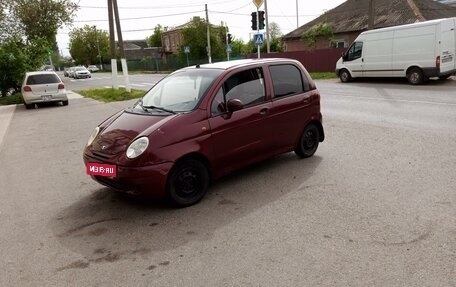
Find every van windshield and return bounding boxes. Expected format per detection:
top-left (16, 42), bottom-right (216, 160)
top-left (139, 69), bottom-right (222, 113)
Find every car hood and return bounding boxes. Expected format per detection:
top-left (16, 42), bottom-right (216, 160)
top-left (91, 110), bottom-right (176, 155)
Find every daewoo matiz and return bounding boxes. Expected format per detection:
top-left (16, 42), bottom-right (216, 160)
top-left (83, 58), bottom-right (324, 207)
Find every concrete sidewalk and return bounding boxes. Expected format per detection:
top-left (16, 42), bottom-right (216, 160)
top-left (0, 105), bottom-right (15, 152)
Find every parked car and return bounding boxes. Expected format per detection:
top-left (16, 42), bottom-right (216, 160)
top-left (87, 65), bottom-right (100, 72)
top-left (63, 67), bottom-right (70, 77)
top-left (83, 58), bottom-right (324, 207)
top-left (21, 71), bottom-right (68, 109)
top-left (40, 65), bottom-right (54, 71)
top-left (67, 67), bottom-right (76, 78)
top-left (73, 66), bottom-right (91, 79)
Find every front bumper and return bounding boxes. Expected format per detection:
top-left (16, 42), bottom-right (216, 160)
top-left (83, 154), bottom-right (173, 198)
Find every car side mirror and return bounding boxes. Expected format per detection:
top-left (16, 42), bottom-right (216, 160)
top-left (227, 99), bottom-right (243, 113)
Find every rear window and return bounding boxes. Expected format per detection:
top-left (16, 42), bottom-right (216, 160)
top-left (26, 74), bottom-right (60, 85)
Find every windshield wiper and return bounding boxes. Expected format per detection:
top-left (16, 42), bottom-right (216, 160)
top-left (134, 99), bottom-right (176, 114)
top-left (142, 105), bottom-right (176, 114)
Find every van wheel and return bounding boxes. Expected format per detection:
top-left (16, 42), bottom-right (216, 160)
top-left (295, 124), bottom-right (320, 158)
top-left (167, 159), bottom-right (209, 207)
top-left (407, 68), bottom-right (423, 85)
top-left (339, 69), bottom-right (352, 83)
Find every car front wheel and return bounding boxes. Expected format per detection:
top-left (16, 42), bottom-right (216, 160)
top-left (167, 159), bottom-right (209, 207)
top-left (339, 69), bottom-right (352, 83)
top-left (295, 124), bottom-right (320, 158)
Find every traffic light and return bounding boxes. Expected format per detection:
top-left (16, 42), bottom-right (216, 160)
top-left (227, 33), bottom-right (232, 44)
top-left (258, 11), bottom-right (265, 30)
top-left (251, 12), bottom-right (257, 30)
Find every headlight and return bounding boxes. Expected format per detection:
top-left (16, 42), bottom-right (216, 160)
top-left (87, 127), bottom-right (100, 146)
top-left (126, 137), bottom-right (149, 159)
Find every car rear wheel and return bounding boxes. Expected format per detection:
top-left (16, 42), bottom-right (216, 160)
top-left (167, 159), bottom-right (209, 207)
top-left (407, 68), bottom-right (423, 85)
top-left (295, 124), bottom-right (320, 158)
top-left (62, 100), bottom-right (68, 106)
top-left (24, 103), bottom-right (34, 109)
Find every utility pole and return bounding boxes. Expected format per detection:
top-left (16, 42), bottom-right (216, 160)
top-left (205, 4), bottom-right (212, 64)
top-left (107, 0), bottom-right (118, 89)
top-left (368, 0), bottom-right (374, 30)
top-left (112, 0), bottom-right (131, 92)
top-left (296, 0), bottom-right (299, 28)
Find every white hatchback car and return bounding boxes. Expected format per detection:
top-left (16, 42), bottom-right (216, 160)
top-left (21, 71), bottom-right (68, 109)
top-left (73, 66), bottom-right (91, 79)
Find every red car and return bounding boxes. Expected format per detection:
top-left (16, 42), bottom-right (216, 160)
top-left (83, 58), bottom-right (324, 207)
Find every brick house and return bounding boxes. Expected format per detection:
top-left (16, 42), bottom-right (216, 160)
top-left (282, 0), bottom-right (456, 52)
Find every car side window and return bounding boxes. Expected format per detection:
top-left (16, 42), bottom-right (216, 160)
top-left (346, 41), bottom-right (363, 61)
top-left (211, 67), bottom-right (265, 116)
top-left (269, 64), bottom-right (305, 98)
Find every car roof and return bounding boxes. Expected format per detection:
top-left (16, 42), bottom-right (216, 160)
top-left (185, 58), bottom-right (300, 71)
top-left (25, 71), bottom-right (59, 76)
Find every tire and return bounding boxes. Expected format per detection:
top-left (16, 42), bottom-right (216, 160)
top-left (339, 69), bottom-right (352, 83)
top-left (439, 75), bottom-right (451, 80)
top-left (24, 103), bottom-right (33, 109)
top-left (62, 100), bottom-right (69, 106)
top-left (295, 124), bottom-right (320, 158)
top-left (167, 159), bottom-right (209, 207)
top-left (407, 68), bottom-right (423, 85)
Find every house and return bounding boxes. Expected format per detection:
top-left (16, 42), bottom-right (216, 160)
top-left (122, 40), bottom-right (161, 60)
top-left (161, 24), bottom-right (187, 55)
top-left (282, 0), bottom-right (456, 52)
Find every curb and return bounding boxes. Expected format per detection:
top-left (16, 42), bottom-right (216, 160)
top-left (0, 105), bottom-right (16, 152)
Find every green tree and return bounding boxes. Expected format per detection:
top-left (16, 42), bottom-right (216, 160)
top-left (69, 25), bottom-right (109, 66)
top-left (11, 0), bottom-right (78, 47)
top-left (180, 17), bottom-right (225, 61)
top-left (147, 24), bottom-right (163, 47)
top-left (302, 22), bottom-right (333, 48)
top-left (0, 37), bottom-right (27, 96)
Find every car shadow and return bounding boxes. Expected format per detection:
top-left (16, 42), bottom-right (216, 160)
top-left (50, 153), bottom-right (322, 269)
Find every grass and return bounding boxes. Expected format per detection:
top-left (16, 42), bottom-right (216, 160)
top-left (309, 72), bottom-right (337, 79)
top-left (0, 93), bottom-right (23, 106)
top-left (76, 88), bottom-right (146, 102)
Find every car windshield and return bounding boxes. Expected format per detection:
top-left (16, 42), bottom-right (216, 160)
top-left (138, 68), bottom-right (222, 113)
top-left (75, 67), bottom-right (87, 71)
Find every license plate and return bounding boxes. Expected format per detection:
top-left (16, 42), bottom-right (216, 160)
top-left (41, 95), bottom-right (51, 101)
top-left (86, 162), bottom-right (117, 177)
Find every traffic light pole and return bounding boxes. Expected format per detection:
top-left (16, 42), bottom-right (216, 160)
top-left (257, 7), bottom-right (260, 59)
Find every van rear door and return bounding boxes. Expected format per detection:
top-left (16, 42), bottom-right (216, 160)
top-left (439, 18), bottom-right (456, 74)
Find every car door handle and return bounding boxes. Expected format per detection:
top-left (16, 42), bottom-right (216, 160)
top-left (259, 108), bottom-right (269, 115)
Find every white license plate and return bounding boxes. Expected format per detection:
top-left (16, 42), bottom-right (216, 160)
top-left (41, 95), bottom-right (52, 101)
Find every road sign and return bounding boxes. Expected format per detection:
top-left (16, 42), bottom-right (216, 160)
top-left (226, 44), bottom-right (232, 53)
top-left (184, 46), bottom-right (190, 54)
top-left (252, 0), bottom-right (264, 8)
top-left (253, 34), bottom-right (264, 46)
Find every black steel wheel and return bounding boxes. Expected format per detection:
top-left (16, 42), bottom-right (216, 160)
top-left (339, 69), bottom-right (352, 83)
top-left (167, 159), bottom-right (209, 207)
top-left (407, 68), bottom-right (423, 85)
top-left (295, 124), bottom-right (320, 158)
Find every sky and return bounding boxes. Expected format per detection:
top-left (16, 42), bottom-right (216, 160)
top-left (57, 0), bottom-right (346, 57)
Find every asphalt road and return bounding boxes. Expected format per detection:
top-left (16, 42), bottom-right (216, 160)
top-left (0, 77), bottom-right (455, 286)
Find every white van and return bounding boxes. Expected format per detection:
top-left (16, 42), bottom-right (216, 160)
top-left (335, 18), bottom-right (456, 84)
